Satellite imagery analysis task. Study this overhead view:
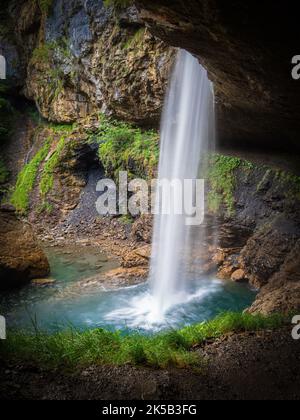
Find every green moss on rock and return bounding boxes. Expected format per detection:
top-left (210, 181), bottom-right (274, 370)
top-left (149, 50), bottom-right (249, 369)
top-left (104, 0), bottom-right (133, 9)
top-left (276, 170), bottom-right (300, 201)
top-left (30, 40), bottom-right (70, 102)
top-left (36, 201), bottom-right (53, 215)
top-left (31, 43), bottom-right (54, 64)
top-left (123, 28), bottom-right (145, 50)
top-left (207, 154), bottom-right (254, 215)
top-left (40, 135), bottom-right (65, 198)
top-left (10, 139), bottom-right (52, 214)
top-left (37, 0), bottom-right (53, 16)
top-left (93, 116), bottom-right (159, 179)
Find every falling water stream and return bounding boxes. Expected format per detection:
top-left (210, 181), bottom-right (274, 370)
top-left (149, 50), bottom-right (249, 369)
top-left (106, 50), bottom-right (216, 327)
top-left (1, 51), bottom-right (256, 333)
top-left (150, 50), bottom-right (215, 320)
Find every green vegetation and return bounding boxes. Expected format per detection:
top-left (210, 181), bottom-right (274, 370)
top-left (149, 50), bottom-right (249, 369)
top-left (32, 38), bottom-right (71, 65)
top-left (123, 28), bottom-right (145, 50)
top-left (256, 168), bottom-right (272, 193)
top-left (10, 139), bottom-right (52, 214)
top-left (120, 214), bottom-right (135, 225)
top-left (276, 169), bottom-right (300, 201)
top-left (47, 69), bottom-right (64, 101)
top-left (104, 0), bottom-right (133, 8)
top-left (255, 165), bottom-right (300, 201)
top-left (31, 39), bottom-right (71, 101)
top-left (93, 116), bottom-right (159, 179)
top-left (0, 312), bottom-right (286, 370)
top-left (31, 43), bottom-right (54, 64)
top-left (207, 154), bottom-right (253, 215)
top-left (40, 135), bottom-right (65, 198)
top-left (31, 42), bottom-right (60, 98)
top-left (37, 0), bottom-right (53, 16)
top-left (9, 123), bottom-right (75, 214)
top-left (207, 154), bottom-right (300, 214)
top-left (47, 122), bottom-right (75, 133)
top-left (36, 201), bottom-right (53, 214)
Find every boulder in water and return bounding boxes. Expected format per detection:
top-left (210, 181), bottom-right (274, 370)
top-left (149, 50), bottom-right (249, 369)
top-left (231, 269), bottom-right (247, 283)
top-left (122, 245), bottom-right (151, 269)
top-left (31, 278), bottom-right (56, 286)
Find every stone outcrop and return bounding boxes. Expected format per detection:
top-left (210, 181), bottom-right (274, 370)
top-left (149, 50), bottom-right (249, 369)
top-left (231, 269), bottom-right (247, 283)
top-left (136, 0), bottom-right (300, 150)
top-left (0, 206), bottom-right (50, 290)
top-left (29, 127), bottom-right (98, 226)
top-left (122, 244), bottom-right (151, 268)
top-left (102, 244), bottom-right (151, 284)
top-left (1, 0), bottom-right (175, 127)
top-left (248, 241), bottom-right (300, 314)
top-left (131, 214), bottom-right (153, 243)
top-left (5, 0), bottom-right (300, 149)
top-left (208, 157), bottom-right (300, 314)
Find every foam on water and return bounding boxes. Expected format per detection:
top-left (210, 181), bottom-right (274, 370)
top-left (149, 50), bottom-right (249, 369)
top-left (106, 49), bottom-right (216, 326)
top-left (105, 280), bottom-right (222, 330)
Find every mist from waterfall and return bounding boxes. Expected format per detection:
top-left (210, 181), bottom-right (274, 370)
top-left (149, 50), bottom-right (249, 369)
top-left (149, 50), bottom-right (215, 321)
top-left (105, 49), bottom-right (216, 329)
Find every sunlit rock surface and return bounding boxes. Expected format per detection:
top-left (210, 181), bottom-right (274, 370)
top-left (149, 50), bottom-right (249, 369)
top-left (0, 206), bottom-right (50, 290)
top-left (1, 0), bottom-right (175, 126)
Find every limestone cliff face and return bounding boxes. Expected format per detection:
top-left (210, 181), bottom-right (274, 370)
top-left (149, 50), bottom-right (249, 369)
top-left (135, 0), bottom-right (300, 151)
top-left (208, 157), bottom-right (300, 314)
top-left (1, 0), bottom-right (175, 126)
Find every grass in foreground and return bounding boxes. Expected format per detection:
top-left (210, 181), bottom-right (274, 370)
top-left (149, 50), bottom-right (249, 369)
top-left (0, 312), bottom-right (286, 370)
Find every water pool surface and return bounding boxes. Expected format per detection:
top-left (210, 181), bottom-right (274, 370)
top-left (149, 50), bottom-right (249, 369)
top-left (0, 247), bottom-right (257, 333)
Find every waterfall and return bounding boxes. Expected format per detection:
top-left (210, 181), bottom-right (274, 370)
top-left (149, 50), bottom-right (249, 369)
top-left (149, 50), bottom-right (215, 321)
top-left (106, 49), bottom-right (215, 329)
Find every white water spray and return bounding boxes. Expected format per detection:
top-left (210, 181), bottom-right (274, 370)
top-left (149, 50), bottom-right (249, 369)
top-left (106, 50), bottom-right (215, 329)
top-left (149, 50), bottom-right (215, 321)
